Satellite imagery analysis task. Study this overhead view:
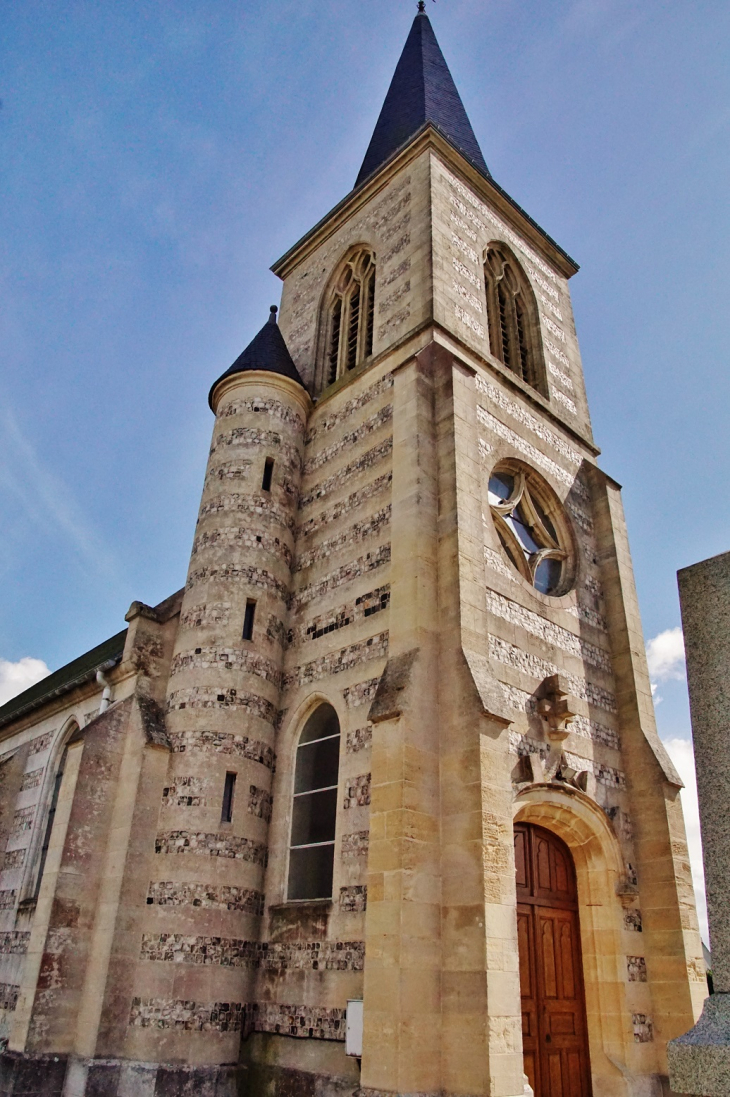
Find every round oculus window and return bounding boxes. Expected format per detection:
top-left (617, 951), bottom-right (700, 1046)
top-left (488, 462), bottom-right (573, 596)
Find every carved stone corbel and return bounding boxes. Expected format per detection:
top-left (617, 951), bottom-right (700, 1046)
top-left (536, 674), bottom-right (579, 783)
top-left (537, 674), bottom-right (578, 742)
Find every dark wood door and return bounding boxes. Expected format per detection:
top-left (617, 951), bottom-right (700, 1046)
top-left (515, 823), bottom-right (592, 1097)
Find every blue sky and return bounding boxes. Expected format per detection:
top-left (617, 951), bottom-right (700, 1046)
top-left (2, 0), bottom-right (728, 939)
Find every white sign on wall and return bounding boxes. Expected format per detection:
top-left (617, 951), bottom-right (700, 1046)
top-left (346, 999), bottom-right (363, 1058)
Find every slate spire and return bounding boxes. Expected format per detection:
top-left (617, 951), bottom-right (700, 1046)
top-left (355, 9), bottom-right (489, 188)
top-left (209, 306), bottom-right (305, 408)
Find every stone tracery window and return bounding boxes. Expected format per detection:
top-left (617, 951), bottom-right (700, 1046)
top-left (288, 703), bottom-right (341, 900)
top-left (485, 244), bottom-right (546, 396)
top-left (324, 248), bottom-right (376, 388)
top-left (488, 462), bottom-right (572, 595)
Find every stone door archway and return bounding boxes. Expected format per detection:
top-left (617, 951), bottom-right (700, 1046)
top-left (515, 821), bottom-right (593, 1097)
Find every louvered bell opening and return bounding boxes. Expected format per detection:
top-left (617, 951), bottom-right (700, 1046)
top-left (498, 284), bottom-right (511, 369)
top-left (346, 285), bottom-right (361, 371)
top-left (328, 298), bottom-right (342, 386)
top-left (364, 273), bottom-right (375, 359)
top-left (516, 297), bottom-right (529, 383)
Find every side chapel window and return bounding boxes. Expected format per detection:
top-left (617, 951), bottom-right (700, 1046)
top-left (288, 703), bottom-right (341, 901)
top-left (325, 248), bottom-right (376, 388)
top-left (33, 739), bottom-right (71, 897)
top-left (484, 244), bottom-right (546, 396)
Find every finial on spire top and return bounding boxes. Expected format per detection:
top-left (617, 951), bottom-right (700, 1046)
top-left (268, 305), bottom-right (278, 323)
top-left (417, 1), bottom-right (426, 12)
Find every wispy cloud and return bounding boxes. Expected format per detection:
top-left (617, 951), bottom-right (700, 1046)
top-left (662, 735), bottom-right (707, 946)
top-left (646, 626), bottom-right (685, 703)
top-left (0, 656), bottom-right (50, 706)
top-left (0, 410), bottom-right (120, 581)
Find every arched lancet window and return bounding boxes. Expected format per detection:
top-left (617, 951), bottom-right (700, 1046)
top-left (485, 244), bottom-right (546, 396)
top-left (323, 248), bottom-right (376, 390)
top-left (288, 703), bottom-right (341, 901)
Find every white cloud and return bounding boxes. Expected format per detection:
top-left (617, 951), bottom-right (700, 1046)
top-left (646, 627), bottom-right (686, 683)
top-left (0, 656), bottom-right (50, 706)
top-left (662, 735), bottom-right (708, 946)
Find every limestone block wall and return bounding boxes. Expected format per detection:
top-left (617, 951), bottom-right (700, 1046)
top-left (277, 148), bottom-right (433, 392)
top-left (430, 152), bottom-right (593, 441)
top-left (0, 664), bottom-right (143, 1049)
top-left (256, 356), bottom-right (394, 1049)
top-left (468, 353), bottom-right (705, 1080)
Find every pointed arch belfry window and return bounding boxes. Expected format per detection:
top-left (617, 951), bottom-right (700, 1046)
top-left (323, 248), bottom-right (376, 390)
top-left (485, 244), bottom-right (547, 397)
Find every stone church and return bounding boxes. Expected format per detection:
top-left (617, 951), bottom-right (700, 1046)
top-left (0, 8), bottom-right (706, 1096)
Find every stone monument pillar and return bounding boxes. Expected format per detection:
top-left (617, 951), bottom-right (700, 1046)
top-left (668, 549), bottom-right (730, 1094)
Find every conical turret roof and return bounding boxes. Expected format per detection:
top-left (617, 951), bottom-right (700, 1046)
top-left (209, 306), bottom-right (305, 408)
top-left (355, 8), bottom-right (489, 188)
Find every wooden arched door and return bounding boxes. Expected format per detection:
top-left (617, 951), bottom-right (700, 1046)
top-left (515, 822), bottom-right (592, 1097)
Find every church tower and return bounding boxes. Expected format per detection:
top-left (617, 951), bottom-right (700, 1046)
top-left (0, 8), bottom-right (705, 1097)
top-left (252, 8), bottom-right (704, 1094)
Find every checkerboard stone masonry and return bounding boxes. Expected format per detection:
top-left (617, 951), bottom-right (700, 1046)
top-left (140, 934), bottom-right (258, 968)
top-left (169, 730), bottom-right (276, 771)
top-left (0, 983), bottom-right (19, 1012)
top-left (10, 807), bottom-right (34, 834)
top-left (299, 439), bottom-right (392, 509)
top-left (633, 1014), bottom-right (654, 1043)
top-left (191, 527), bottom-right (293, 569)
top-left (486, 590), bottom-right (611, 673)
top-left (0, 933), bottom-right (29, 955)
top-left (283, 633), bottom-right (388, 690)
top-left (171, 648), bottom-right (282, 688)
top-left (489, 636), bottom-right (617, 713)
top-left (340, 885), bottom-right (367, 912)
top-left (303, 406), bottom-right (393, 477)
top-left (291, 545), bottom-right (391, 612)
top-left (293, 586), bottom-right (390, 644)
top-left (147, 882), bottom-right (265, 915)
top-left (343, 775), bottom-right (371, 809)
top-left (2, 849), bottom-right (26, 870)
top-left (161, 777), bottom-right (206, 809)
top-left (341, 831), bottom-right (369, 858)
top-left (304, 373), bottom-right (393, 444)
top-left (624, 909), bottom-right (643, 932)
top-left (293, 507), bottom-right (391, 572)
top-left (186, 564), bottom-right (288, 600)
top-left (154, 831), bottom-right (267, 867)
top-left (129, 998), bottom-right (245, 1033)
top-left (627, 956), bottom-right (648, 982)
top-left (19, 768), bottom-right (43, 792)
top-left (199, 491), bottom-right (297, 530)
top-left (346, 725), bottom-right (373, 754)
top-left (219, 396), bottom-right (305, 429)
top-left (342, 677), bottom-right (380, 708)
top-left (210, 427), bottom-right (300, 462)
top-left (297, 474), bottom-right (391, 539)
top-left (28, 732), bottom-right (52, 756)
top-left (167, 687), bottom-right (278, 722)
top-left (247, 785), bottom-right (272, 821)
top-left (249, 1003), bottom-right (346, 1041)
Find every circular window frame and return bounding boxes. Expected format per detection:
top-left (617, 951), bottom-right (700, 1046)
top-left (487, 458), bottom-right (576, 599)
